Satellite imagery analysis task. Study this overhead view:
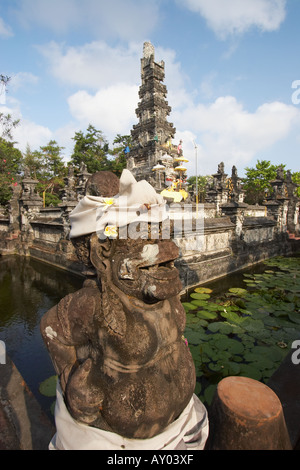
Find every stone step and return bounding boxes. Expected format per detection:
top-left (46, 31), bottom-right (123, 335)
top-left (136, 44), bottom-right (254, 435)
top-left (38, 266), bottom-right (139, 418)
top-left (0, 355), bottom-right (55, 450)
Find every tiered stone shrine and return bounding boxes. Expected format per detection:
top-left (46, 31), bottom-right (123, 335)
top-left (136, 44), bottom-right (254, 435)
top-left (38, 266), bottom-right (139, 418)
top-left (127, 42), bottom-right (177, 186)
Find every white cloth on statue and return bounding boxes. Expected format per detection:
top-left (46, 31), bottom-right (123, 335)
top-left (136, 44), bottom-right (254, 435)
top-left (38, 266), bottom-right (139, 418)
top-left (49, 383), bottom-right (209, 450)
top-left (69, 169), bottom-right (168, 239)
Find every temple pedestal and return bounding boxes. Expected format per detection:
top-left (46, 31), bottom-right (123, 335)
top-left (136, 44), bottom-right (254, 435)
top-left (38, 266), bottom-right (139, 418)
top-left (206, 376), bottom-right (292, 450)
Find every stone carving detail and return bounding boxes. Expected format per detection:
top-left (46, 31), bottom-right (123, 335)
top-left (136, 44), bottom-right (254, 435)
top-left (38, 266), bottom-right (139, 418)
top-left (41, 173), bottom-right (196, 439)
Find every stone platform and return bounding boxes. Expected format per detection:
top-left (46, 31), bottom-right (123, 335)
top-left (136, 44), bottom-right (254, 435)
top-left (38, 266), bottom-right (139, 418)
top-left (0, 355), bottom-right (55, 450)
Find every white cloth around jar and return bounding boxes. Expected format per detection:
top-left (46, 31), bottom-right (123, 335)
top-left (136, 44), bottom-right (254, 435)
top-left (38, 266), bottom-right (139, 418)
top-left (49, 383), bottom-right (209, 451)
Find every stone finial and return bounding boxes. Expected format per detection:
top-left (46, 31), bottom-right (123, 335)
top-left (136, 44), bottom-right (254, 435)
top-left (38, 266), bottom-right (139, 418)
top-left (143, 41), bottom-right (155, 59)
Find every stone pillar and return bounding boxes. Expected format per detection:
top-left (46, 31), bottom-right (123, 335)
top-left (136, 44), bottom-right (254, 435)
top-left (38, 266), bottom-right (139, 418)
top-left (206, 162), bottom-right (229, 215)
top-left (206, 376), bottom-right (292, 450)
top-left (221, 202), bottom-right (247, 238)
top-left (294, 202), bottom-right (300, 236)
top-left (286, 170), bottom-right (300, 235)
top-left (76, 162), bottom-right (91, 200)
top-left (7, 182), bottom-right (22, 231)
top-left (19, 170), bottom-right (43, 233)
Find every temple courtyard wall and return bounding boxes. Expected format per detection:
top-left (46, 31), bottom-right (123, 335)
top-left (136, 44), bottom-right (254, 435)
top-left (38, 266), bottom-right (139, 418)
top-left (0, 201), bottom-right (299, 290)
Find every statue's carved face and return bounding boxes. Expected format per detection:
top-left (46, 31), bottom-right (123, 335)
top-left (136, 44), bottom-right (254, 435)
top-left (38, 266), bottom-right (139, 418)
top-left (89, 227), bottom-right (183, 303)
top-left (110, 237), bottom-right (182, 302)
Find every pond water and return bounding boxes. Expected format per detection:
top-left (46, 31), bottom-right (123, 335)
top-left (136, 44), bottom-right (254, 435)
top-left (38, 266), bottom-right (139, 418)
top-left (0, 254), bottom-right (299, 419)
top-left (183, 255), bottom-right (300, 407)
top-left (0, 256), bottom-right (83, 421)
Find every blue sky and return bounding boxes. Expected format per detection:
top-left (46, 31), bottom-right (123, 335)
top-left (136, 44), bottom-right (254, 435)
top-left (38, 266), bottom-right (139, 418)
top-left (0, 0), bottom-right (299, 177)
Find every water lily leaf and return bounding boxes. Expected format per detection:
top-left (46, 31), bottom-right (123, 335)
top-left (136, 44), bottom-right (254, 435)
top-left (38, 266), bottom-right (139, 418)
top-left (39, 375), bottom-right (57, 397)
top-left (243, 351), bottom-right (274, 369)
top-left (194, 287), bottom-right (213, 294)
top-left (234, 299), bottom-right (247, 309)
top-left (239, 364), bottom-right (262, 381)
top-left (244, 282), bottom-right (257, 287)
top-left (182, 302), bottom-right (198, 311)
top-left (251, 345), bottom-right (285, 362)
top-left (220, 309), bottom-right (244, 324)
top-left (194, 381), bottom-right (202, 396)
top-left (221, 360), bottom-right (241, 376)
top-left (186, 313), bottom-right (199, 325)
top-left (204, 384), bottom-right (217, 406)
top-left (205, 303), bottom-right (224, 312)
top-left (288, 312), bottom-right (300, 325)
top-left (190, 293), bottom-right (211, 300)
top-left (50, 400), bottom-right (56, 415)
top-left (241, 318), bottom-right (265, 333)
top-left (208, 322), bottom-right (233, 334)
top-left (228, 288), bottom-right (248, 296)
top-left (191, 299), bottom-right (209, 307)
top-left (214, 337), bottom-right (244, 354)
top-left (197, 310), bottom-right (218, 320)
top-left (185, 328), bottom-right (206, 344)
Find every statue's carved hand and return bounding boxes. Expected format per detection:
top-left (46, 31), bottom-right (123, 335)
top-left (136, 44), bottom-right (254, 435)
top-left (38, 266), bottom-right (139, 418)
top-left (66, 358), bottom-right (104, 425)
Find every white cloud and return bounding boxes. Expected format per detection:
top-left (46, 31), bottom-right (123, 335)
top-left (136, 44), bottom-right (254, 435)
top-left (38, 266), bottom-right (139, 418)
top-left (0, 101), bottom-right (52, 153)
top-left (68, 84), bottom-right (139, 142)
top-left (34, 38), bottom-right (300, 175)
top-left (14, 120), bottom-right (53, 153)
top-left (37, 41), bottom-right (141, 90)
top-left (178, 0), bottom-right (286, 38)
top-left (10, 72), bottom-right (39, 91)
top-left (15, 0), bottom-right (159, 41)
top-left (172, 96), bottom-right (300, 175)
top-left (0, 17), bottom-right (13, 37)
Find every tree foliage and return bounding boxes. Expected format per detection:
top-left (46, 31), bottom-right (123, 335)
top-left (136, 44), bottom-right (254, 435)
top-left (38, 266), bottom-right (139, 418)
top-left (0, 138), bottom-right (23, 204)
top-left (70, 124), bottom-right (110, 174)
top-left (108, 133), bottom-right (131, 177)
top-left (187, 175), bottom-right (210, 202)
top-left (0, 112), bottom-right (20, 141)
top-left (292, 171), bottom-right (300, 198)
top-left (0, 121), bottom-right (131, 206)
top-left (2, 114), bottom-right (297, 210)
top-left (242, 160), bottom-right (285, 205)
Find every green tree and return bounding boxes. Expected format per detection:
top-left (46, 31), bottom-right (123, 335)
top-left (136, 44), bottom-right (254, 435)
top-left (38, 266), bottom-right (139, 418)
top-left (22, 144), bottom-right (44, 179)
top-left (187, 175), bottom-right (210, 202)
top-left (0, 112), bottom-right (20, 141)
top-left (40, 140), bottom-right (65, 178)
top-left (243, 160), bottom-right (286, 205)
top-left (70, 124), bottom-right (110, 174)
top-left (0, 138), bottom-right (23, 204)
top-left (108, 134), bottom-right (131, 176)
top-left (292, 171), bottom-right (300, 198)
top-left (0, 76), bottom-right (20, 141)
top-left (33, 140), bottom-right (66, 207)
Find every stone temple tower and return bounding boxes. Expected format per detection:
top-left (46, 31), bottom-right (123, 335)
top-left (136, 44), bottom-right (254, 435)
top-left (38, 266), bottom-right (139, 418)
top-left (126, 42), bottom-right (176, 184)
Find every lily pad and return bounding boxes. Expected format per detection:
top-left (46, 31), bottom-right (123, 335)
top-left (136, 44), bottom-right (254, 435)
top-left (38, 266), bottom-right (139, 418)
top-left (239, 364), bottom-right (262, 381)
top-left (186, 313), bottom-right (202, 324)
top-left (185, 328), bottom-right (206, 344)
top-left (288, 312), bottom-right (300, 325)
top-left (194, 287), bottom-right (213, 294)
top-left (194, 382), bottom-right (202, 396)
top-left (197, 310), bottom-right (218, 320)
top-left (182, 302), bottom-right (198, 311)
top-left (190, 293), bottom-right (211, 300)
top-left (228, 288), bottom-right (248, 297)
top-left (214, 337), bottom-right (244, 354)
top-left (207, 322), bottom-right (233, 335)
top-left (203, 384), bottom-right (217, 406)
top-left (39, 375), bottom-right (57, 397)
top-left (191, 299), bottom-right (210, 307)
